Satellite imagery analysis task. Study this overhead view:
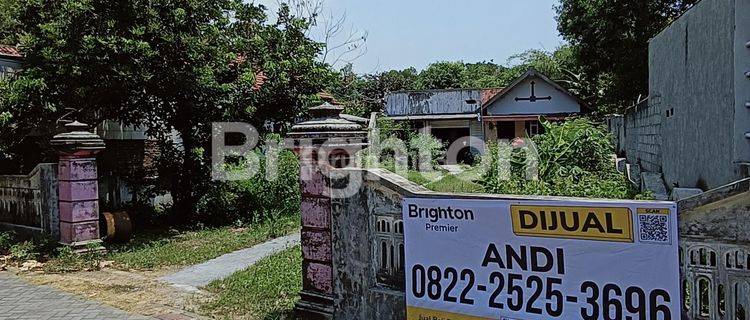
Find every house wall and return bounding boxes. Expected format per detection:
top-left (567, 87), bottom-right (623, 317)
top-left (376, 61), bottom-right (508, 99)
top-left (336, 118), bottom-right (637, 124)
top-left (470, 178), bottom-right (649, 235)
top-left (483, 122), bottom-right (497, 142)
top-left (0, 57), bottom-right (20, 78)
top-left (484, 77), bottom-right (581, 115)
top-left (469, 120), bottom-right (483, 145)
top-left (648, 0), bottom-right (745, 189)
top-left (427, 119), bottom-right (469, 129)
top-left (734, 0), bottom-right (750, 165)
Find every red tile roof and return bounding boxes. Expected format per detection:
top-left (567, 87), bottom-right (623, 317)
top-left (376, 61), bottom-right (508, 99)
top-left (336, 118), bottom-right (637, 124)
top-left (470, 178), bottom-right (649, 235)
top-left (481, 88), bottom-right (504, 105)
top-left (0, 45), bottom-right (22, 58)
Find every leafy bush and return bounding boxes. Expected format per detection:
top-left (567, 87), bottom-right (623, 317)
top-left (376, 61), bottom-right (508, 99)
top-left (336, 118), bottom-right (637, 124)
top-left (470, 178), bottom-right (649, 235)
top-left (7, 234), bottom-right (58, 261)
top-left (363, 117), bottom-right (445, 174)
top-left (374, 116), bottom-right (408, 142)
top-left (408, 133), bottom-right (445, 170)
top-left (0, 231), bottom-right (15, 254)
top-left (195, 146), bottom-right (300, 225)
top-left (481, 118), bottom-right (642, 199)
top-left (9, 241), bottom-right (37, 261)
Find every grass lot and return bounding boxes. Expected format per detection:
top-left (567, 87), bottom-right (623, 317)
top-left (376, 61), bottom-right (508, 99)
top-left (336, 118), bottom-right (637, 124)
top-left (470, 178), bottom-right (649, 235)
top-left (107, 213), bottom-right (300, 270)
top-left (402, 166), bottom-right (485, 194)
top-left (425, 174), bottom-right (485, 193)
top-left (200, 246), bottom-right (302, 320)
top-left (38, 213), bottom-right (300, 273)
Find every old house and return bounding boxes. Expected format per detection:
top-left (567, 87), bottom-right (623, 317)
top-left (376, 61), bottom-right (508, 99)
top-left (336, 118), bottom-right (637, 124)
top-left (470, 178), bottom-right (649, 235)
top-left (481, 69), bottom-right (584, 140)
top-left (384, 69), bottom-right (585, 158)
top-left (0, 45), bottom-right (21, 78)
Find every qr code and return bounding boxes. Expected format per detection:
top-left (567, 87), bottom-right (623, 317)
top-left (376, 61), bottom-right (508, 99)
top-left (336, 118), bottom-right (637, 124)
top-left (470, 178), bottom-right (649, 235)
top-left (638, 214), bottom-right (671, 244)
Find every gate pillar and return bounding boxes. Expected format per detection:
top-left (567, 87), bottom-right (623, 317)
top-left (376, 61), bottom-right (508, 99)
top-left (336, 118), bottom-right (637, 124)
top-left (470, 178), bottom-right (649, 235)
top-left (286, 99), bottom-right (368, 319)
top-left (50, 121), bottom-right (106, 250)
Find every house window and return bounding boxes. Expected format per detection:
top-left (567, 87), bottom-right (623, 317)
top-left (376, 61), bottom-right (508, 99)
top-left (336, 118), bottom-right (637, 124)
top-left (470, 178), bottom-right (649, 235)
top-left (375, 215), bottom-right (404, 289)
top-left (525, 121), bottom-right (542, 136)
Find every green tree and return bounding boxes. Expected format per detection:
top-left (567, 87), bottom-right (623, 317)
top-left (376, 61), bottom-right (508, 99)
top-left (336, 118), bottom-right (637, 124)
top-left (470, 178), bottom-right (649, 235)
top-left (416, 61), bottom-right (466, 89)
top-left (328, 47), bottom-right (587, 117)
top-left (462, 61), bottom-right (509, 88)
top-left (328, 64), bottom-right (418, 117)
top-left (0, 0), bottom-right (18, 43)
top-left (556, 0), bottom-right (698, 112)
top-left (0, 0), bottom-right (328, 218)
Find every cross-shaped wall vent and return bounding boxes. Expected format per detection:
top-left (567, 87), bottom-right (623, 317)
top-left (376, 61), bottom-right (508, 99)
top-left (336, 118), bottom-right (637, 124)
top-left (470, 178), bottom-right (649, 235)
top-left (515, 81), bottom-right (552, 103)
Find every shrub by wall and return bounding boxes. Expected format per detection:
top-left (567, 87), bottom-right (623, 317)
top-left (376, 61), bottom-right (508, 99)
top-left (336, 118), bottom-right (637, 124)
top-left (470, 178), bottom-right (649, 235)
top-left (195, 147), bottom-right (300, 226)
top-left (481, 118), bottom-right (644, 199)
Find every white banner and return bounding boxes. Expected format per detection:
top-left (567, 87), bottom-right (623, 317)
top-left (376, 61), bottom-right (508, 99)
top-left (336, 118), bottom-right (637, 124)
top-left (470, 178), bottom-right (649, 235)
top-left (403, 197), bottom-right (680, 320)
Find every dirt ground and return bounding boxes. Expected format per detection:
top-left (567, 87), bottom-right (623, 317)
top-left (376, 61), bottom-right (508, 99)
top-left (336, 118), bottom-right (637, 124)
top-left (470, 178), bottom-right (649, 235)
top-left (14, 267), bottom-right (213, 319)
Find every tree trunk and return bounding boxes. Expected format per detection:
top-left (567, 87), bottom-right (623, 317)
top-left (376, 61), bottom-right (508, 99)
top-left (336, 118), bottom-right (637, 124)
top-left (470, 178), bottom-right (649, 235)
top-left (171, 101), bottom-right (201, 225)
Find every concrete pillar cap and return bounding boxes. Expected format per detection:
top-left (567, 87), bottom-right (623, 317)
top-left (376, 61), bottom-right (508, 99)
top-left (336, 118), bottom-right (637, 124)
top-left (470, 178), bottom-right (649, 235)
top-left (290, 102), bottom-right (364, 133)
top-left (50, 120), bottom-right (106, 154)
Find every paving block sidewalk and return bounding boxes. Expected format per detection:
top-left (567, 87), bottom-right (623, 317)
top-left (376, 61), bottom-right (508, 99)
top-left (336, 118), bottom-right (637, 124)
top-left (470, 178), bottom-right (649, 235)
top-left (161, 232), bottom-right (300, 291)
top-left (0, 272), bottom-right (151, 320)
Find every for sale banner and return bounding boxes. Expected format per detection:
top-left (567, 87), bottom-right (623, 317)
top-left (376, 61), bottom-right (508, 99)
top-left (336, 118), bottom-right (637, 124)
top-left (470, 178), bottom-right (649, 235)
top-left (403, 197), bottom-right (679, 320)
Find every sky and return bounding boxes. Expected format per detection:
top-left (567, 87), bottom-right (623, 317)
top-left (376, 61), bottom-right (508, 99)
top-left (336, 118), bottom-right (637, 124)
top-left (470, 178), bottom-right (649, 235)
top-left (255, 0), bottom-right (565, 74)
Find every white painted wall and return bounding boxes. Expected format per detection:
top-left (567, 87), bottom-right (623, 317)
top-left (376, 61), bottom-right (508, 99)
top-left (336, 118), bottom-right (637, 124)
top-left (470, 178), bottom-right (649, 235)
top-left (0, 58), bottom-right (20, 78)
top-left (485, 77), bottom-right (581, 115)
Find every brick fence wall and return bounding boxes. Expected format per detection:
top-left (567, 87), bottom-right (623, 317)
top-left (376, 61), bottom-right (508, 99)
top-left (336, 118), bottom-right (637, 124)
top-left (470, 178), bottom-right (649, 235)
top-left (621, 99), bottom-right (663, 174)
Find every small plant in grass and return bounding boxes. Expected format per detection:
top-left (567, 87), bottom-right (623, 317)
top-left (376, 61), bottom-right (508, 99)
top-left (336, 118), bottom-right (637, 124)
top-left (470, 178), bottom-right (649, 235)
top-left (9, 241), bottom-right (37, 261)
top-left (43, 246), bottom-right (103, 273)
top-left (6, 234), bottom-right (58, 262)
top-left (0, 231), bottom-right (15, 254)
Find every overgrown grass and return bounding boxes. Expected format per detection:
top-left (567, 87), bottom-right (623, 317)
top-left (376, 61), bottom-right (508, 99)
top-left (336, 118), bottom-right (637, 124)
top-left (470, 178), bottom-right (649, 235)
top-left (405, 170), bottom-right (444, 186)
top-left (108, 213), bottom-right (300, 270)
top-left (201, 246), bottom-right (302, 320)
top-left (3, 212), bottom-right (300, 273)
top-left (426, 174), bottom-right (485, 193)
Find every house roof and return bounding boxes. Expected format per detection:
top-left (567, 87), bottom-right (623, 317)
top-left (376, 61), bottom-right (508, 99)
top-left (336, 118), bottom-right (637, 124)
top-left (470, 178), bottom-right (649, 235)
top-left (385, 89), bottom-right (482, 117)
top-left (481, 68), bottom-right (589, 111)
top-left (384, 88), bottom-right (504, 118)
top-left (388, 114), bottom-right (479, 121)
top-left (0, 45), bottom-right (22, 59)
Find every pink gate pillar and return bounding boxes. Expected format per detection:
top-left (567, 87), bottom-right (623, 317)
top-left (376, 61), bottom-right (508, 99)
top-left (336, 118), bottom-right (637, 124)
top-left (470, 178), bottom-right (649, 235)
top-left (287, 99), bottom-right (368, 319)
top-left (50, 121), bottom-right (106, 249)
